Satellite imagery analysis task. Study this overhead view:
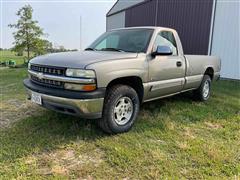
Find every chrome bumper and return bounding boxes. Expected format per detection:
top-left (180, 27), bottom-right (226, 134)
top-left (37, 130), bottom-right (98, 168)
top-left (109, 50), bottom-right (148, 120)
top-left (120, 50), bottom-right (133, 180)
top-left (26, 89), bottom-right (104, 119)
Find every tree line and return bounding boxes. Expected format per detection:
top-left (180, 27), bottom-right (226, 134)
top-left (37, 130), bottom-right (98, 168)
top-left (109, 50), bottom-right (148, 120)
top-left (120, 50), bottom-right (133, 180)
top-left (8, 5), bottom-right (77, 61)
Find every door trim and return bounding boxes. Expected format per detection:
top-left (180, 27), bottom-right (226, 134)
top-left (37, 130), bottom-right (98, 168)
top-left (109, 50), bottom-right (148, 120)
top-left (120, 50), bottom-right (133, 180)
top-left (184, 74), bottom-right (203, 89)
top-left (143, 77), bottom-right (185, 92)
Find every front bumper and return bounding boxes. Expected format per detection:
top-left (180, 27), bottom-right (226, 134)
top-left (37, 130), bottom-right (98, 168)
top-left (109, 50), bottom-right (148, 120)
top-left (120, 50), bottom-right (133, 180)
top-left (24, 79), bottom-right (105, 119)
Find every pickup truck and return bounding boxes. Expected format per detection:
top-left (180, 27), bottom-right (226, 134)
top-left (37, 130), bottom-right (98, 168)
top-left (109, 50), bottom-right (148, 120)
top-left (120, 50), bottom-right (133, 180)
top-left (24, 27), bottom-right (221, 134)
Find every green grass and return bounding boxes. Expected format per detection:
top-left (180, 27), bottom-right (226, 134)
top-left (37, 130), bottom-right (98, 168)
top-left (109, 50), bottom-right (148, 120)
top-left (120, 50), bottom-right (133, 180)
top-left (0, 68), bottom-right (240, 179)
top-left (0, 50), bottom-right (30, 65)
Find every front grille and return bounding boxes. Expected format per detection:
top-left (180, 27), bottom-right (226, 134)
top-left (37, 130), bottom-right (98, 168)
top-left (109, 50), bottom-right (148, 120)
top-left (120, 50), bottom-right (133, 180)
top-left (30, 64), bottom-right (65, 76)
top-left (31, 75), bottom-right (64, 88)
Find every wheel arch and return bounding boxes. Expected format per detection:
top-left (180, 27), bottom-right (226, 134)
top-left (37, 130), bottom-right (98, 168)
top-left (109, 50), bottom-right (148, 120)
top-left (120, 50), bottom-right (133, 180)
top-left (106, 76), bottom-right (144, 103)
top-left (204, 67), bottom-right (214, 80)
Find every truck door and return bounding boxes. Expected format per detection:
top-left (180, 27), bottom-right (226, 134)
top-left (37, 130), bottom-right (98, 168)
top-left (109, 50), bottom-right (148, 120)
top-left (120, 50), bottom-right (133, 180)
top-left (147, 31), bottom-right (186, 99)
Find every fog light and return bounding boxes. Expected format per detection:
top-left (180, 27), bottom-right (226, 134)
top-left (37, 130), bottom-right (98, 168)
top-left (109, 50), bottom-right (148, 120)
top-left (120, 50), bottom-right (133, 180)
top-left (64, 83), bottom-right (96, 91)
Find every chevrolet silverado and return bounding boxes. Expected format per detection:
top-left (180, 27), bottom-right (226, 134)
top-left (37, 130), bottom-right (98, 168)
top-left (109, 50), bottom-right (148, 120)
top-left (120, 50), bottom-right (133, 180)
top-left (24, 27), bottom-right (221, 134)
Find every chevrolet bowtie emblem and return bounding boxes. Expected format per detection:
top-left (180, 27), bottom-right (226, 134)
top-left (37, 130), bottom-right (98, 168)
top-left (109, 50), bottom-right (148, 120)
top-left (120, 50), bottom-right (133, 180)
top-left (36, 72), bottom-right (44, 79)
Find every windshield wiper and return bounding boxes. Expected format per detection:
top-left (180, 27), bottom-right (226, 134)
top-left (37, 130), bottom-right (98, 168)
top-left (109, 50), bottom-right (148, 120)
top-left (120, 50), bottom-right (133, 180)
top-left (100, 48), bottom-right (125, 52)
top-left (85, 47), bottom-right (97, 51)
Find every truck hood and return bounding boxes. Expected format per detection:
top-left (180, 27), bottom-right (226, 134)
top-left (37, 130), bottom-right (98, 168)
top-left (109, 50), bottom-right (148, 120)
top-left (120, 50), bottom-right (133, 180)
top-left (30, 51), bottom-right (138, 68)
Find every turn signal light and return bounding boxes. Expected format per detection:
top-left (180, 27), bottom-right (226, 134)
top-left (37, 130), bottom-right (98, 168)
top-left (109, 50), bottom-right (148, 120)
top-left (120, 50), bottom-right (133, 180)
top-left (82, 84), bottom-right (96, 91)
top-left (64, 83), bottom-right (96, 91)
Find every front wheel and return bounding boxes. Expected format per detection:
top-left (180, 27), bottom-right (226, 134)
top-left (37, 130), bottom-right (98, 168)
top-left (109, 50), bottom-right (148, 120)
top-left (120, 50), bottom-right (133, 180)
top-left (98, 85), bottom-right (140, 134)
top-left (194, 75), bottom-right (212, 101)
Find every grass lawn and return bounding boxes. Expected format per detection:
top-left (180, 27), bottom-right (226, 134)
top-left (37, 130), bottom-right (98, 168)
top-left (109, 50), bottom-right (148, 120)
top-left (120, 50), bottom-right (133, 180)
top-left (0, 68), bottom-right (239, 179)
top-left (0, 50), bottom-right (30, 65)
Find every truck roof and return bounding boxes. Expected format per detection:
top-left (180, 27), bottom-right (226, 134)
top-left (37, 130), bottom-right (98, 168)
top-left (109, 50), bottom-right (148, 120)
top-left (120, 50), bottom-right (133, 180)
top-left (109, 26), bottom-right (176, 32)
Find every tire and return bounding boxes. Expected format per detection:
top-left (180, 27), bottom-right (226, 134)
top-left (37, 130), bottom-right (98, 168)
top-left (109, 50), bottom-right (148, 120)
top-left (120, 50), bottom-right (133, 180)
top-left (194, 75), bottom-right (212, 101)
top-left (98, 85), bottom-right (140, 134)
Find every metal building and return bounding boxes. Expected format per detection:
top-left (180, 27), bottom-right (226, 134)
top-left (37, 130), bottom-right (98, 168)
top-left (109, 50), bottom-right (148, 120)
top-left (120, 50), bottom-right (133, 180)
top-left (106, 0), bottom-right (240, 80)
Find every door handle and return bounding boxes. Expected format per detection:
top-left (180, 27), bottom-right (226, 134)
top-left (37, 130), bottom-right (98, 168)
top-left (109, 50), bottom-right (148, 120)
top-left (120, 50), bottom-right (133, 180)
top-left (176, 61), bottom-right (182, 67)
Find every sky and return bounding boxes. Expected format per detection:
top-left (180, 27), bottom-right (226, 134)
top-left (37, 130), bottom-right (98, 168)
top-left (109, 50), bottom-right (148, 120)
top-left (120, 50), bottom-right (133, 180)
top-left (0, 0), bottom-right (116, 50)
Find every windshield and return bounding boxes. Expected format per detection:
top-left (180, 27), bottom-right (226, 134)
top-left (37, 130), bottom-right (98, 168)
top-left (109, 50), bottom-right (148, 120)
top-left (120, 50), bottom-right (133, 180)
top-left (87, 29), bottom-right (154, 53)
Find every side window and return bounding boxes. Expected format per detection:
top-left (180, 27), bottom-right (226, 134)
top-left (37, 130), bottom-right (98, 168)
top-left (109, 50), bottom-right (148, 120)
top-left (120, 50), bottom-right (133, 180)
top-left (154, 31), bottom-right (178, 55)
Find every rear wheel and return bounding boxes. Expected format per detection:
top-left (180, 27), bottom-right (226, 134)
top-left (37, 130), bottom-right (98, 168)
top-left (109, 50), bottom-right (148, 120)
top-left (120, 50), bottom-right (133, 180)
top-left (98, 85), bottom-right (140, 134)
top-left (194, 75), bottom-right (212, 101)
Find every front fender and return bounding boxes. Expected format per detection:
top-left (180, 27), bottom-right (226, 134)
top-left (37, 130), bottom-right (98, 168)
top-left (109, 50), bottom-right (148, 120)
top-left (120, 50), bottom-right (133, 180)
top-left (86, 57), bottom-right (148, 88)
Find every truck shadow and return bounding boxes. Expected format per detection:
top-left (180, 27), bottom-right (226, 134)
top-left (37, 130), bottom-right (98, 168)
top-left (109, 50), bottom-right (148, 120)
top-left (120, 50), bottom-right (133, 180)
top-left (142, 91), bottom-right (193, 109)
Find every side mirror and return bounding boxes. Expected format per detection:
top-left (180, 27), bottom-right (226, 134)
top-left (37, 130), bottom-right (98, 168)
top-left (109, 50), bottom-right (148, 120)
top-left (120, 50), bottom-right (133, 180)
top-left (152, 45), bottom-right (173, 56)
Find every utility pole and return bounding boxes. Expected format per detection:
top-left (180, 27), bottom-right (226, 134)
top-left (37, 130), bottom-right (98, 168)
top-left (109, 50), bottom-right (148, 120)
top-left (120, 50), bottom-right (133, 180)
top-left (79, 15), bottom-right (82, 51)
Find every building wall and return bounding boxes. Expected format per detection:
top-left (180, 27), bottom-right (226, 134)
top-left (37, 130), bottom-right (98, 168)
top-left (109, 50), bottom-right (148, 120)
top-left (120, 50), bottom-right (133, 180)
top-left (125, 0), bottom-right (213, 55)
top-left (107, 11), bottom-right (125, 31)
top-left (125, 0), bottom-right (156, 27)
top-left (108, 0), bottom-right (144, 16)
top-left (106, 0), bottom-right (239, 79)
top-left (211, 0), bottom-right (240, 79)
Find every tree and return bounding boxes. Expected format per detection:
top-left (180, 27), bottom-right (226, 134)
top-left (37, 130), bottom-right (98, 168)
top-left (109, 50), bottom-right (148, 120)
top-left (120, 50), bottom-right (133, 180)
top-left (59, 45), bottom-right (66, 52)
top-left (8, 5), bottom-right (46, 61)
top-left (33, 39), bottom-right (53, 55)
top-left (12, 44), bottom-right (24, 56)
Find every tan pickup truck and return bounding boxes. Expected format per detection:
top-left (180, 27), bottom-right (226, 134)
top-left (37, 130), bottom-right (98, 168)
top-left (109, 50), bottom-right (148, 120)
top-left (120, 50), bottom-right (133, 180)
top-left (24, 27), bottom-right (221, 134)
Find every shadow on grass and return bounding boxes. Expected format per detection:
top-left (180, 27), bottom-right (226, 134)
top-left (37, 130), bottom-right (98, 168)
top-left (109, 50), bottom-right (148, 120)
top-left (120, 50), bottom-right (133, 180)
top-left (140, 87), bottom-right (239, 124)
top-left (141, 91), bottom-right (193, 113)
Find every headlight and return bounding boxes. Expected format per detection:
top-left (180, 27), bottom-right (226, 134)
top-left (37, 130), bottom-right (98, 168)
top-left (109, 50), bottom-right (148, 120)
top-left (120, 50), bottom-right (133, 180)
top-left (66, 69), bottom-right (95, 78)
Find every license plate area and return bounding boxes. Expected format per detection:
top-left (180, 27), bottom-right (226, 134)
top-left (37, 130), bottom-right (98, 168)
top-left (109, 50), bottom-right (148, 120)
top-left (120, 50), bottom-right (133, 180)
top-left (31, 92), bottom-right (42, 105)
